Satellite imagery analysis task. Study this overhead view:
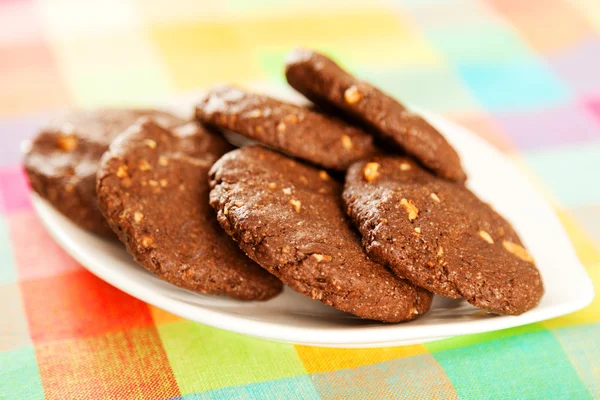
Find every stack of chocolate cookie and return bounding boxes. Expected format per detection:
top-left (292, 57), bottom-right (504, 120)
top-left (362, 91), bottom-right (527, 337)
top-left (24, 48), bottom-right (544, 322)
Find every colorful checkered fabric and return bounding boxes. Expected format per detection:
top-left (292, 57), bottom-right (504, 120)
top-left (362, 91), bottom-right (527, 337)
top-left (1, 0), bottom-right (600, 398)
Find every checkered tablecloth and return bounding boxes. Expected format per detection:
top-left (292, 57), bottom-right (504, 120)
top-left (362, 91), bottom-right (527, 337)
top-left (1, 0), bottom-right (599, 399)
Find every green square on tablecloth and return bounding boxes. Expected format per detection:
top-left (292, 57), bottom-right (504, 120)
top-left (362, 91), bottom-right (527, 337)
top-left (428, 325), bottom-right (591, 399)
top-left (157, 321), bottom-right (307, 394)
top-left (0, 346), bottom-right (44, 399)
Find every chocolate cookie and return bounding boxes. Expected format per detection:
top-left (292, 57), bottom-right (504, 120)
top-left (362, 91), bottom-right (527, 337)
top-left (285, 48), bottom-right (467, 183)
top-left (24, 109), bottom-right (183, 237)
top-left (209, 146), bottom-right (432, 322)
top-left (343, 157), bottom-right (543, 315)
top-left (196, 85), bottom-right (379, 171)
top-left (96, 119), bottom-right (282, 300)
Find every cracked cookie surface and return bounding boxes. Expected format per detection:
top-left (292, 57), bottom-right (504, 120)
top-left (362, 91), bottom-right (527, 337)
top-left (343, 156), bottom-right (544, 315)
top-left (209, 146), bottom-right (432, 322)
top-left (96, 119), bottom-right (282, 300)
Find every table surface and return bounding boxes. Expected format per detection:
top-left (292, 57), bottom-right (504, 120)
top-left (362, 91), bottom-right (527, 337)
top-left (1, 0), bottom-right (600, 399)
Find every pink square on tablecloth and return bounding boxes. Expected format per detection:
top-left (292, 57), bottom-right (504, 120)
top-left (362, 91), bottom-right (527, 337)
top-left (0, 166), bottom-right (32, 213)
top-left (494, 102), bottom-right (600, 151)
top-left (587, 98), bottom-right (600, 123)
top-left (0, 0), bottom-right (42, 44)
top-left (8, 210), bottom-right (81, 281)
top-left (547, 38), bottom-right (600, 97)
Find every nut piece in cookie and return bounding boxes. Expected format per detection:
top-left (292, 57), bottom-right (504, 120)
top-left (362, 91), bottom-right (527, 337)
top-left (209, 146), bottom-right (432, 322)
top-left (196, 85), bottom-right (379, 171)
top-left (343, 156), bottom-right (543, 315)
top-left (96, 119), bottom-right (282, 300)
top-left (23, 109), bottom-right (184, 237)
top-left (285, 48), bottom-right (467, 183)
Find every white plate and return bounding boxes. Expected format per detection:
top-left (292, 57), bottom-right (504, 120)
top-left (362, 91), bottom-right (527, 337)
top-left (31, 104), bottom-right (594, 348)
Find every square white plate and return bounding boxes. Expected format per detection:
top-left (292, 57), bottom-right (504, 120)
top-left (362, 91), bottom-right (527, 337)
top-left (31, 97), bottom-right (594, 348)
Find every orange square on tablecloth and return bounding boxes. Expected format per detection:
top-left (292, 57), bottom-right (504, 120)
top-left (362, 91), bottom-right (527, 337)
top-left (447, 112), bottom-right (516, 154)
top-left (0, 42), bottom-right (71, 116)
top-left (149, 305), bottom-right (185, 325)
top-left (488, 0), bottom-right (595, 53)
top-left (21, 269), bottom-right (154, 343)
top-left (35, 326), bottom-right (180, 400)
top-left (295, 344), bottom-right (427, 373)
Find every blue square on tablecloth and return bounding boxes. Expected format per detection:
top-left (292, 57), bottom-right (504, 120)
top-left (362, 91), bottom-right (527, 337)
top-left (182, 375), bottom-right (320, 400)
top-left (457, 59), bottom-right (570, 111)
